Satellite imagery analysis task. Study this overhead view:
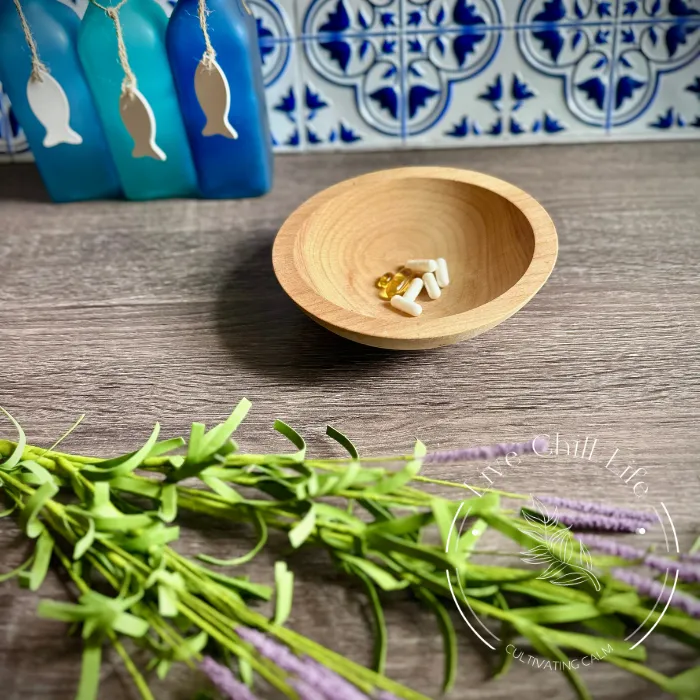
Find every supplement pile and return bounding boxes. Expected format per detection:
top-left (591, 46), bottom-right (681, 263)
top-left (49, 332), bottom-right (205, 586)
top-left (376, 258), bottom-right (450, 317)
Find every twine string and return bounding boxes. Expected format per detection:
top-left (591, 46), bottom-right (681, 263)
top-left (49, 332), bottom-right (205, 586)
top-left (13, 0), bottom-right (49, 82)
top-left (89, 0), bottom-right (137, 94)
top-left (198, 0), bottom-right (217, 68)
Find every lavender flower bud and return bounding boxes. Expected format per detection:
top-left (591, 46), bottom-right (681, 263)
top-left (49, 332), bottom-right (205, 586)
top-left (555, 511), bottom-right (647, 533)
top-left (575, 534), bottom-right (646, 560)
top-left (424, 437), bottom-right (546, 465)
top-left (236, 627), bottom-right (306, 676)
top-left (679, 551), bottom-right (700, 564)
top-left (300, 657), bottom-right (370, 700)
top-left (200, 657), bottom-right (259, 700)
top-left (292, 679), bottom-right (328, 700)
top-left (538, 496), bottom-right (655, 523)
top-left (611, 569), bottom-right (700, 618)
top-left (644, 555), bottom-right (700, 584)
top-left (236, 627), bottom-right (369, 700)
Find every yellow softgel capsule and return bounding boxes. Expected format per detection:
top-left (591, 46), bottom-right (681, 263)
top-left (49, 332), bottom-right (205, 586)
top-left (375, 272), bottom-right (394, 289)
top-left (380, 269), bottom-right (413, 299)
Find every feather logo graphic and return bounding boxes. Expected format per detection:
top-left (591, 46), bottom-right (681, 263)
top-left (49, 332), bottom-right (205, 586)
top-left (519, 497), bottom-right (601, 591)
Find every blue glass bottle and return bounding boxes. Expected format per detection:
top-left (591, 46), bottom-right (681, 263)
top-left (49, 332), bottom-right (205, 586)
top-left (78, 0), bottom-right (198, 200)
top-left (166, 0), bottom-right (273, 199)
top-left (0, 0), bottom-right (121, 202)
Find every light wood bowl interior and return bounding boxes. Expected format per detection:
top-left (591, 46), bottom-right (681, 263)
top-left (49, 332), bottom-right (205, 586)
top-left (273, 167), bottom-right (557, 350)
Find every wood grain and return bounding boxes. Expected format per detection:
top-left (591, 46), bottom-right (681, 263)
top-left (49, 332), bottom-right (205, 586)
top-left (0, 141), bottom-right (699, 700)
top-left (272, 167), bottom-right (557, 349)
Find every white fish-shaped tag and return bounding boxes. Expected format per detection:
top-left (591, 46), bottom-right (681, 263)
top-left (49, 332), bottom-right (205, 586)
top-left (26, 69), bottom-right (82, 148)
top-left (195, 57), bottom-right (238, 139)
top-left (119, 87), bottom-right (166, 161)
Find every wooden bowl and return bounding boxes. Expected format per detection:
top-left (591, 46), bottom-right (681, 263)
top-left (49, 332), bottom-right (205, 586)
top-left (272, 167), bottom-right (557, 350)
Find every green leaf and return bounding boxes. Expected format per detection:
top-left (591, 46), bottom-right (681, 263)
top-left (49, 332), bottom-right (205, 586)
top-left (159, 484), bottom-right (178, 523)
top-left (372, 440), bottom-right (425, 494)
top-left (351, 565), bottom-right (387, 674)
top-left (459, 517), bottom-right (488, 556)
top-left (201, 399), bottom-right (251, 456)
top-left (0, 553), bottom-right (34, 582)
top-left (0, 407), bottom-right (27, 471)
top-left (543, 627), bottom-right (646, 661)
top-left (198, 508), bottom-right (268, 567)
top-left (334, 461), bottom-right (361, 492)
top-left (158, 584), bottom-right (179, 618)
top-left (110, 476), bottom-right (161, 499)
top-left (514, 603), bottom-right (603, 625)
top-left (431, 500), bottom-right (457, 554)
top-left (660, 666), bottom-right (700, 698)
top-left (417, 588), bottom-right (457, 692)
top-left (147, 437), bottom-right (186, 459)
top-left (82, 423), bottom-right (161, 481)
top-left (18, 480), bottom-right (58, 538)
top-left (289, 505), bottom-right (317, 549)
top-left (204, 568), bottom-right (272, 600)
top-left (325, 425), bottom-right (359, 459)
top-left (187, 422), bottom-right (206, 464)
top-left (366, 512), bottom-right (433, 539)
top-left (19, 460), bottom-right (53, 485)
top-left (239, 657), bottom-right (253, 687)
top-left (0, 503), bottom-right (17, 518)
top-left (274, 561), bottom-right (294, 626)
top-left (369, 533), bottom-right (458, 571)
top-left (201, 473), bottom-right (242, 503)
top-left (512, 618), bottom-right (592, 700)
top-left (74, 518), bottom-right (96, 560)
top-left (18, 529), bottom-right (53, 591)
top-left (336, 553), bottom-right (408, 591)
top-left (273, 420), bottom-right (306, 461)
top-left (76, 641), bottom-right (102, 700)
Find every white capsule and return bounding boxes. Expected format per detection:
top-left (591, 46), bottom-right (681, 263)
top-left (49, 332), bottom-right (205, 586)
top-left (402, 277), bottom-right (424, 303)
top-left (390, 294), bottom-right (422, 317)
top-left (422, 272), bottom-right (441, 299)
top-left (406, 259), bottom-right (437, 273)
top-left (435, 257), bottom-right (449, 287)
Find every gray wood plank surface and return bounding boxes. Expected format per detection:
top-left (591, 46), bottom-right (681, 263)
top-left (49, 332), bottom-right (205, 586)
top-left (0, 141), bottom-right (698, 700)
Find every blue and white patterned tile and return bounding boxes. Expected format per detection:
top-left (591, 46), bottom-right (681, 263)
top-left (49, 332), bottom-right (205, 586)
top-left (403, 28), bottom-right (503, 137)
top-left (402, 0), bottom-right (506, 32)
top-left (609, 19), bottom-right (699, 136)
top-left (299, 34), bottom-right (402, 147)
top-left (301, 0), bottom-right (401, 37)
top-left (0, 82), bottom-right (30, 162)
top-left (251, 0), bottom-right (297, 40)
top-left (618, 0), bottom-right (699, 21)
top-left (405, 25), bottom-right (613, 146)
top-left (515, 0), bottom-right (619, 26)
top-left (260, 39), bottom-right (304, 150)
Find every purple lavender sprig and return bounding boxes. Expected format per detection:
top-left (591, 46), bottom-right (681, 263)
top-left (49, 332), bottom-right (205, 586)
top-left (611, 569), bottom-right (700, 618)
top-left (236, 627), bottom-right (370, 700)
top-left (538, 495), bottom-right (656, 524)
top-left (679, 551), bottom-right (700, 564)
top-left (575, 534), bottom-right (647, 560)
top-left (577, 534), bottom-right (700, 583)
top-left (200, 657), bottom-right (259, 700)
top-left (553, 511), bottom-right (646, 533)
top-left (424, 437), bottom-right (547, 465)
top-left (644, 555), bottom-right (700, 584)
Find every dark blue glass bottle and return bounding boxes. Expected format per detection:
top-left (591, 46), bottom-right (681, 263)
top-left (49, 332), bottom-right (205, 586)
top-left (0, 0), bottom-right (121, 202)
top-left (166, 0), bottom-right (273, 199)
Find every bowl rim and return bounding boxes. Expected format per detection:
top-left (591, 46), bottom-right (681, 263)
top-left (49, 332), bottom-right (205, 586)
top-left (272, 166), bottom-right (558, 343)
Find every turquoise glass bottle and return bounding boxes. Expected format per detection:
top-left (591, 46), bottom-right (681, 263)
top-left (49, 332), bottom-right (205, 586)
top-left (0, 0), bottom-right (121, 202)
top-left (78, 0), bottom-right (198, 200)
top-left (166, 0), bottom-right (273, 199)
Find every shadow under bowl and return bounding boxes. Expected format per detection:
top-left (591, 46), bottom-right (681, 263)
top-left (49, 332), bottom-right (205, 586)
top-left (272, 167), bottom-right (558, 350)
